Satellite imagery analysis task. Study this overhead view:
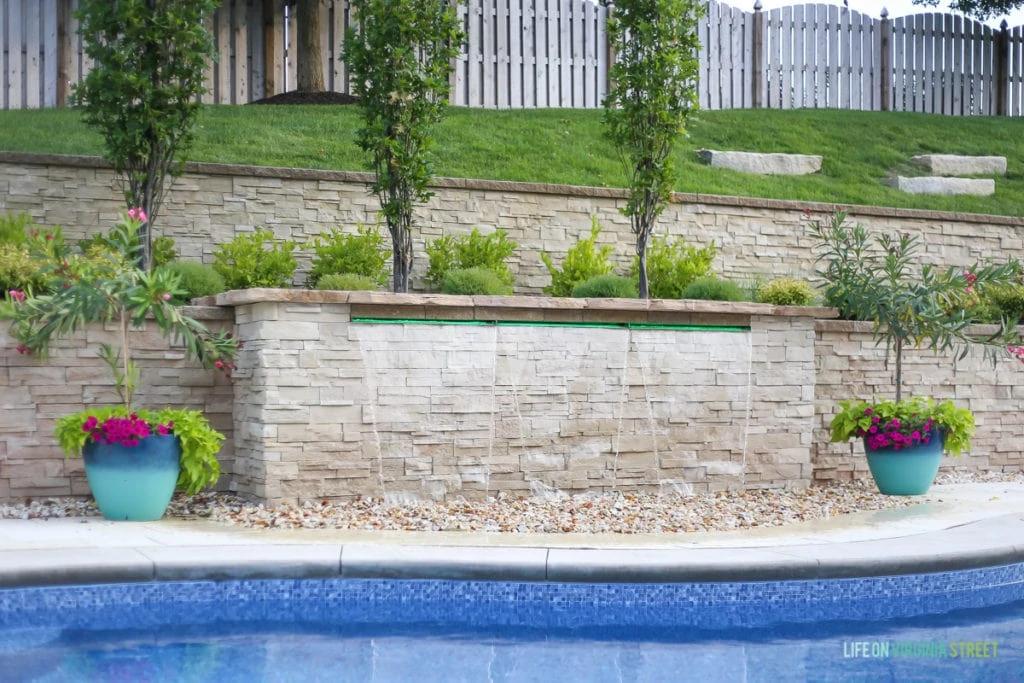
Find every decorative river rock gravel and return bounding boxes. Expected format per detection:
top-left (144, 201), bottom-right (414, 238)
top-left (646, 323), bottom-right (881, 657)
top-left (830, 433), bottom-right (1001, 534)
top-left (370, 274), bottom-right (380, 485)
top-left (3, 471), bottom-right (1018, 535)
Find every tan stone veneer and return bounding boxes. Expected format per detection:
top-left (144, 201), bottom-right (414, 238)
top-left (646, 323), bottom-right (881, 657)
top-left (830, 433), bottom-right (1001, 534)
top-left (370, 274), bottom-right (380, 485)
top-left (220, 290), bottom-right (832, 503)
top-left (0, 307), bottom-right (235, 501)
top-left (2, 153), bottom-right (1023, 296)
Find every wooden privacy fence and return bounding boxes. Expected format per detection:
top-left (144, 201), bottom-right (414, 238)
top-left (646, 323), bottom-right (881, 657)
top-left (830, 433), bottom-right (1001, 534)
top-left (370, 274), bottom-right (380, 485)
top-left (3, 0), bottom-right (1024, 114)
top-left (701, 3), bottom-right (1024, 115)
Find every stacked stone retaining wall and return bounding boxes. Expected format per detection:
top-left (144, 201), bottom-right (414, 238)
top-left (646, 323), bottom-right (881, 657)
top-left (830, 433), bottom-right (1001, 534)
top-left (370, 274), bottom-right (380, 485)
top-left (2, 153), bottom-right (1022, 296)
top-left (0, 308), bottom-right (235, 501)
top-left (2, 154), bottom-right (1024, 502)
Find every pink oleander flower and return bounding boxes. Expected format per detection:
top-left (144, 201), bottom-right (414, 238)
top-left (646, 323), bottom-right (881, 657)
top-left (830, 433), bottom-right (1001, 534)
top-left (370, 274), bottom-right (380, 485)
top-left (8, 289), bottom-right (25, 303)
top-left (127, 207), bottom-right (148, 223)
top-left (162, 293), bottom-right (171, 301)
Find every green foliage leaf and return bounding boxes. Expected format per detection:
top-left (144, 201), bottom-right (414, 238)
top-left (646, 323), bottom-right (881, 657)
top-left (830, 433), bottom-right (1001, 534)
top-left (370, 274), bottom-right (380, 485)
top-left (756, 277), bottom-right (815, 306)
top-left (635, 235), bottom-right (717, 299)
top-left (212, 229), bottom-right (298, 289)
top-left (571, 274), bottom-right (638, 298)
top-left (440, 266), bottom-right (512, 295)
top-left (306, 222), bottom-right (390, 288)
top-left (426, 228), bottom-right (517, 290)
top-left (541, 216), bottom-right (616, 297)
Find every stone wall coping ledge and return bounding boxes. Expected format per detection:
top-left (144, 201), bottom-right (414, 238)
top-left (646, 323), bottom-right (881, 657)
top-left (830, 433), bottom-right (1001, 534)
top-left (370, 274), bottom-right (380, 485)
top-left (3, 150), bottom-right (1020, 226)
top-left (210, 288), bottom-right (836, 321)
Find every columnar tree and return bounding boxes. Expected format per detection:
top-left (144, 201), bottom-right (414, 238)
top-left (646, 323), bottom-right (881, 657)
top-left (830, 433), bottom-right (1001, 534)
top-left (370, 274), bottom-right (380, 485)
top-left (73, 0), bottom-right (219, 271)
top-left (342, 0), bottom-right (464, 292)
top-left (603, 0), bottom-right (702, 299)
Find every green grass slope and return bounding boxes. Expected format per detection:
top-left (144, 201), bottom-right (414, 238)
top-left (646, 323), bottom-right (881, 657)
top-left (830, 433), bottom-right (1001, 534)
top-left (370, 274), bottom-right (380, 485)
top-left (1, 106), bottom-right (1022, 217)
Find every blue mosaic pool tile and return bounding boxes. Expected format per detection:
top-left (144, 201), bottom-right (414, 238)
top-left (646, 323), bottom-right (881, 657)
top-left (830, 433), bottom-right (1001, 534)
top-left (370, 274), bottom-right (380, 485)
top-left (3, 562), bottom-right (1024, 632)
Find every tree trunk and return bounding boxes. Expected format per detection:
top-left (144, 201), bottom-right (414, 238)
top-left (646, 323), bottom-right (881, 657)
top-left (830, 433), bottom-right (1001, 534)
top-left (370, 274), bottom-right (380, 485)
top-left (296, 0), bottom-right (324, 92)
top-left (636, 227), bottom-right (649, 299)
top-left (390, 221), bottom-right (413, 293)
top-left (894, 338), bottom-right (903, 403)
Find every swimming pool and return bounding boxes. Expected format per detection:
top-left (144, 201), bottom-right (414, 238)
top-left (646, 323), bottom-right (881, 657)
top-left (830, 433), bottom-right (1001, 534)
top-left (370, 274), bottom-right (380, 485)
top-left (3, 562), bottom-right (1024, 681)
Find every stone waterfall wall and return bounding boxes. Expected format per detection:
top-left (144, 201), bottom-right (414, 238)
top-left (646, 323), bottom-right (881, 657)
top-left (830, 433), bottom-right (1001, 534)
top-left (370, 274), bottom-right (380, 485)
top-left (226, 290), bottom-right (825, 504)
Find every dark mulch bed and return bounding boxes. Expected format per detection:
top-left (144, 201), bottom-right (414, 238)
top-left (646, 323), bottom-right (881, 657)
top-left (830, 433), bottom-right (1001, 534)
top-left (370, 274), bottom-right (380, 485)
top-left (250, 90), bottom-right (359, 106)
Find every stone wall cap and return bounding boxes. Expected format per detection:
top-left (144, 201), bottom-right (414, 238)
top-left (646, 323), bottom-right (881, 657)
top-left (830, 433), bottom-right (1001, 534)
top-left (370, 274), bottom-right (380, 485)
top-left (212, 288), bottom-right (835, 320)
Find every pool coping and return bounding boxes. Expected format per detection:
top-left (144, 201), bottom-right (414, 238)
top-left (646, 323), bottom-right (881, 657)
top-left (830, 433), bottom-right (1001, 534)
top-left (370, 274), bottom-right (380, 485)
top-left (2, 494), bottom-right (1024, 587)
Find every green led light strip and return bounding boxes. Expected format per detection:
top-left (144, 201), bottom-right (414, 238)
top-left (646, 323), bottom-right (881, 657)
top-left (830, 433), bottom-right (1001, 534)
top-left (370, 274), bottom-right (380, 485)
top-left (350, 317), bottom-right (749, 332)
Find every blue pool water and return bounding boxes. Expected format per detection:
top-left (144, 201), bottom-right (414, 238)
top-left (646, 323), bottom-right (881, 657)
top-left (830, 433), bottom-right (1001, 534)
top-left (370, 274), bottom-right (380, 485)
top-left (3, 563), bottom-right (1024, 682)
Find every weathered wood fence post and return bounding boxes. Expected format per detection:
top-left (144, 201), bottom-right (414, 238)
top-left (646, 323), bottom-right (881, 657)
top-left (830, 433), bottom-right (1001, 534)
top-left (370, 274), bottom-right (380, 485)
top-left (605, 2), bottom-right (615, 99)
top-left (879, 7), bottom-right (891, 111)
top-left (56, 0), bottom-right (72, 107)
top-left (752, 0), bottom-right (764, 109)
top-left (997, 19), bottom-right (1010, 116)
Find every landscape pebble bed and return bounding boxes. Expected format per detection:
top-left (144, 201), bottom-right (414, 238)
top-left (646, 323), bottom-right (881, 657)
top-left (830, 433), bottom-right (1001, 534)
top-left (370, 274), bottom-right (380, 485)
top-left (3, 471), bottom-right (1018, 535)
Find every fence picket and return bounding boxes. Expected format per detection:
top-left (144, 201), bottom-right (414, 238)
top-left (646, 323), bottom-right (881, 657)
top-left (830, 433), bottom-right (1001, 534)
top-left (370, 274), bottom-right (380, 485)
top-left (732, 5), bottom-right (747, 108)
top-left (522, 0), bottom-right (536, 107)
top-left (814, 4), bottom-right (827, 107)
top-left (497, 0), bottom-right (509, 107)
top-left (7, 0), bottom-right (24, 109)
top-left (1013, 27), bottom-right (1023, 114)
top-left (24, 1), bottom-right (40, 109)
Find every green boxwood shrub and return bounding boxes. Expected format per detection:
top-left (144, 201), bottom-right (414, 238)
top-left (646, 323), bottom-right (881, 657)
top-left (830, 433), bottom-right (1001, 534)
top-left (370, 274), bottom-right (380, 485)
top-left (977, 284), bottom-right (1024, 324)
top-left (540, 216), bottom-right (615, 297)
top-left (636, 235), bottom-right (716, 299)
top-left (0, 212), bottom-right (33, 245)
top-left (681, 276), bottom-right (746, 302)
top-left (315, 272), bottom-right (380, 291)
top-left (159, 260), bottom-right (226, 304)
top-left (441, 266), bottom-right (512, 295)
top-left (755, 277), bottom-right (814, 306)
top-left (306, 223), bottom-right (389, 288)
top-left (426, 228), bottom-right (517, 290)
top-left (571, 274), bottom-right (638, 298)
top-left (0, 244), bottom-right (46, 296)
top-left (212, 229), bottom-right (297, 289)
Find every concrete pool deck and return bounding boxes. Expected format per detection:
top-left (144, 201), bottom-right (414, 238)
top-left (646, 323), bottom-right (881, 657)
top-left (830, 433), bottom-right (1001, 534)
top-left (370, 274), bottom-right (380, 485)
top-left (2, 482), bottom-right (1024, 587)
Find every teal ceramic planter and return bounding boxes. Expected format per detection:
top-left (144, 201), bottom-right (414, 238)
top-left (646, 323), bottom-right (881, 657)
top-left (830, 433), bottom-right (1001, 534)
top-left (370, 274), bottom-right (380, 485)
top-left (864, 429), bottom-right (944, 496)
top-left (82, 434), bottom-right (181, 521)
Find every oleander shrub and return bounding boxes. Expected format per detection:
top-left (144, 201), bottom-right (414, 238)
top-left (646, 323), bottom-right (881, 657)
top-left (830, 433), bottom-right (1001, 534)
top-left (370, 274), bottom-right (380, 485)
top-left (305, 223), bottom-right (390, 288)
top-left (637, 235), bottom-right (716, 299)
top-left (540, 216), bottom-right (615, 297)
top-left (79, 232), bottom-right (178, 268)
top-left (571, 274), bottom-right (638, 298)
top-left (426, 228), bottom-right (517, 290)
top-left (441, 266), bottom-right (512, 295)
top-left (681, 276), bottom-right (746, 302)
top-left (159, 260), bottom-right (226, 304)
top-left (212, 229), bottom-right (297, 289)
top-left (315, 272), bottom-right (380, 291)
top-left (755, 277), bottom-right (815, 306)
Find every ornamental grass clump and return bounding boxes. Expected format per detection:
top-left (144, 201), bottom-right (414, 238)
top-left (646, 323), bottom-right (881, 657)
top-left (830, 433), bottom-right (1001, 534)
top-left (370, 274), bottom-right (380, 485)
top-left (5, 209), bottom-right (238, 494)
top-left (810, 210), bottom-right (1021, 456)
